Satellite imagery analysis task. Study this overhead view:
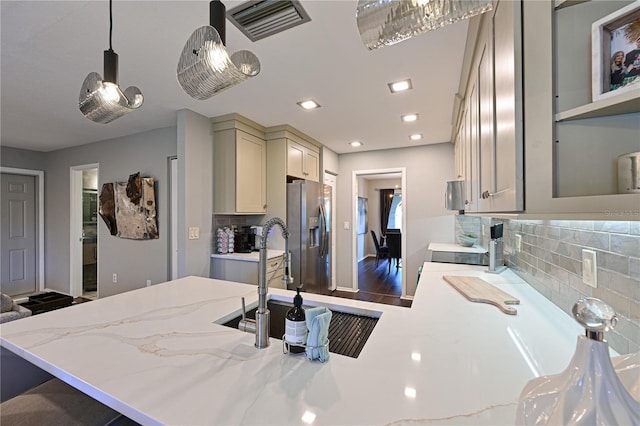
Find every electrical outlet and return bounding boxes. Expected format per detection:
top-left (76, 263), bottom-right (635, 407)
top-left (188, 227), bottom-right (200, 240)
top-left (146, 280), bottom-right (151, 287)
top-left (582, 249), bottom-right (597, 288)
top-left (112, 273), bottom-right (117, 283)
top-left (515, 234), bottom-right (522, 252)
top-left (343, 221), bottom-right (350, 230)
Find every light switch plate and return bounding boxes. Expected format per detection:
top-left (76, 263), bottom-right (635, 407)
top-left (515, 234), bottom-right (522, 252)
top-left (188, 227), bottom-right (200, 240)
top-left (582, 249), bottom-right (597, 288)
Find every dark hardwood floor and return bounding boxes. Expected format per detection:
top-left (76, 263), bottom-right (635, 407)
top-left (310, 257), bottom-right (411, 308)
top-left (73, 258), bottom-right (411, 309)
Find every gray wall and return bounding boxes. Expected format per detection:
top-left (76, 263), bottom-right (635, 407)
top-left (47, 127), bottom-right (177, 297)
top-left (177, 109), bottom-right (213, 278)
top-left (1, 146), bottom-right (46, 171)
top-left (2, 127), bottom-right (177, 297)
top-left (337, 144), bottom-right (456, 297)
top-left (456, 215), bottom-right (639, 355)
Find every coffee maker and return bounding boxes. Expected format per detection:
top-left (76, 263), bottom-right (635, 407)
top-left (235, 226), bottom-right (255, 253)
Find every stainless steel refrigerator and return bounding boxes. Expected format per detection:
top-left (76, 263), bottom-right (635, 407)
top-left (286, 180), bottom-right (331, 293)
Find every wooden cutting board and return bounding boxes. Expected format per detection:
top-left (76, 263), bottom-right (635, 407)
top-left (443, 275), bottom-right (520, 315)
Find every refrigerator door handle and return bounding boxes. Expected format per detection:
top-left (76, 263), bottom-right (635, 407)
top-left (319, 204), bottom-right (327, 258)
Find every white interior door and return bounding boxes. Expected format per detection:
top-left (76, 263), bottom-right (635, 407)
top-left (0, 173), bottom-right (37, 296)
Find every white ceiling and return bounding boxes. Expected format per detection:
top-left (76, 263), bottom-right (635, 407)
top-left (0, 1), bottom-right (469, 154)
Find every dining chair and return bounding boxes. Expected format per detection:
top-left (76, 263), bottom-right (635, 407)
top-left (370, 230), bottom-right (389, 268)
top-left (385, 229), bottom-right (401, 273)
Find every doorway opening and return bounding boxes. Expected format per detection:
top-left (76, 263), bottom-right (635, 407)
top-left (70, 164), bottom-right (99, 299)
top-left (351, 168), bottom-right (407, 305)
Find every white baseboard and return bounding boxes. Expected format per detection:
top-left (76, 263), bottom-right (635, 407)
top-left (358, 254), bottom-right (375, 262)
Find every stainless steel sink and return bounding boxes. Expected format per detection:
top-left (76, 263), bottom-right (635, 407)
top-left (219, 299), bottom-right (380, 358)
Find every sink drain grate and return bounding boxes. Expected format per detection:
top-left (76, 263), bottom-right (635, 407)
top-left (327, 312), bottom-right (378, 358)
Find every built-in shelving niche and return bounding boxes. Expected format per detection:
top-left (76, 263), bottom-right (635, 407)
top-left (553, 0), bottom-right (640, 199)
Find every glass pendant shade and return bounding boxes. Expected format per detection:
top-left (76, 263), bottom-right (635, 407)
top-left (79, 71), bottom-right (144, 124)
top-left (78, 0), bottom-right (144, 124)
top-left (356, 0), bottom-right (493, 50)
top-left (177, 25), bottom-right (260, 100)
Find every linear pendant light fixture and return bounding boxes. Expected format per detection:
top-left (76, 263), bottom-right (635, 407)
top-left (79, 0), bottom-right (143, 123)
top-left (177, 1), bottom-right (261, 100)
top-left (356, 0), bottom-right (493, 50)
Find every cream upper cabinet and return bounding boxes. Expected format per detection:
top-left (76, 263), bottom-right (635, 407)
top-left (478, 0), bottom-right (523, 212)
top-left (454, 0), bottom-right (523, 213)
top-left (287, 139), bottom-right (320, 182)
top-left (212, 114), bottom-right (267, 214)
top-left (236, 131), bottom-right (267, 212)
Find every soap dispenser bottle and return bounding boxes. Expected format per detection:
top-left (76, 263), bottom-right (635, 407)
top-left (516, 297), bottom-right (640, 425)
top-left (285, 288), bottom-right (307, 354)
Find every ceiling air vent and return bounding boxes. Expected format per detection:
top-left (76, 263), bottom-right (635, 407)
top-left (227, 0), bottom-right (311, 42)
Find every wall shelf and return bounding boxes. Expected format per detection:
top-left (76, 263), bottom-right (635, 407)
top-left (555, 90), bottom-right (640, 122)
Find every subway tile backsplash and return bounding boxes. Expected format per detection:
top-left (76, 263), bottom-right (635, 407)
top-left (456, 216), bottom-right (639, 355)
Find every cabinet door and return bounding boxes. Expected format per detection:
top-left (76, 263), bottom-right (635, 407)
top-left (477, 38), bottom-right (495, 212)
top-left (236, 131), bottom-right (266, 213)
top-left (303, 149), bottom-right (320, 182)
top-left (476, 0), bottom-right (523, 212)
top-left (266, 255), bottom-right (285, 289)
top-left (454, 138), bottom-right (463, 181)
top-left (490, 0), bottom-right (523, 212)
top-left (210, 258), bottom-right (258, 284)
top-left (287, 141), bottom-right (305, 179)
top-left (467, 80), bottom-right (479, 212)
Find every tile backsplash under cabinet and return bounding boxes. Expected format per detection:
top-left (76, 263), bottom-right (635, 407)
top-left (455, 216), bottom-right (639, 355)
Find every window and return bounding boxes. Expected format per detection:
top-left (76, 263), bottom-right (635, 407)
top-left (387, 192), bottom-right (402, 231)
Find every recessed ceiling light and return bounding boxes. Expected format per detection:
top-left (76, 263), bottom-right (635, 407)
top-left (297, 99), bottom-right (321, 110)
top-left (410, 133), bottom-right (423, 140)
top-left (350, 141), bottom-right (363, 147)
top-left (388, 79), bottom-right (412, 93)
top-left (401, 114), bottom-right (419, 122)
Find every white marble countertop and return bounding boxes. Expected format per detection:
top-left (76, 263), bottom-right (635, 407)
top-left (210, 249), bottom-right (285, 262)
top-left (428, 242), bottom-right (487, 253)
top-left (1, 264), bottom-right (605, 425)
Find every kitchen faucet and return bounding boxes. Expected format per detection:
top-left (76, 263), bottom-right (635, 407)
top-left (238, 217), bottom-right (293, 349)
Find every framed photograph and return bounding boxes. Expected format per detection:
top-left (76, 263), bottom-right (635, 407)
top-left (591, 1), bottom-right (640, 102)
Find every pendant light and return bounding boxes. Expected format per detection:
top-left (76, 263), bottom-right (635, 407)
top-left (177, 0), bottom-right (260, 100)
top-left (356, 0), bottom-right (493, 50)
top-left (79, 0), bottom-right (143, 123)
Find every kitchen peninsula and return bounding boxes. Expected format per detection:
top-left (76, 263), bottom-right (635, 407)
top-left (0, 264), bottom-right (619, 425)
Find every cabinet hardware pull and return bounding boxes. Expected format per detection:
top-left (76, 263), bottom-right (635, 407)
top-left (481, 188), bottom-right (509, 199)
